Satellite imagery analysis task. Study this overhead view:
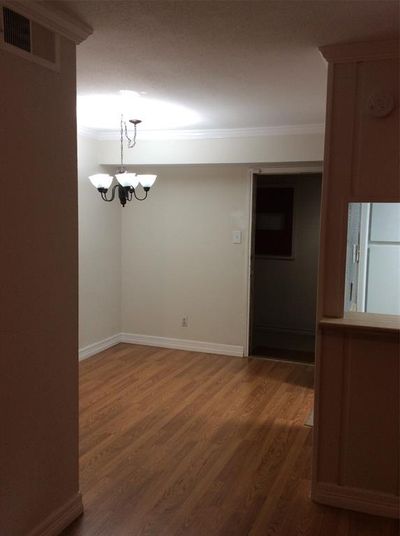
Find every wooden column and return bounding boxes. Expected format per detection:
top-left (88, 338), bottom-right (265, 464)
top-left (312, 40), bottom-right (400, 519)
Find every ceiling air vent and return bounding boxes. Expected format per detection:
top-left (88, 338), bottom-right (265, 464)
top-left (3, 6), bottom-right (31, 52)
top-left (1, 5), bottom-right (58, 70)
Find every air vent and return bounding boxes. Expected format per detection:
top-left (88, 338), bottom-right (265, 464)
top-left (3, 6), bottom-right (31, 52)
top-left (1, 5), bottom-right (58, 69)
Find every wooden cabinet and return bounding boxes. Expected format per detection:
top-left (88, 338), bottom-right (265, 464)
top-left (312, 41), bottom-right (400, 518)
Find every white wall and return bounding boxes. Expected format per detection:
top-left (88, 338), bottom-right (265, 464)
top-left (118, 165), bottom-right (250, 347)
top-left (78, 135), bottom-right (121, 350)
top-left (78, 130), bottom-right (324, 355)
top-left (253, 174), bottom-right (321, 351)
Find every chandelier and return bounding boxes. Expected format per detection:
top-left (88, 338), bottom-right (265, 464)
top-left (88, 115), bottom-right (157, 207)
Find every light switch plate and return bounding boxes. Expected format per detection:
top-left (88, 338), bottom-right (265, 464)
top-left (232, 230), bottom-right (242, 244)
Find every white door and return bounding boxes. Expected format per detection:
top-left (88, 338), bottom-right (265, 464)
top-left (357, 203), bottom-right (400, 315)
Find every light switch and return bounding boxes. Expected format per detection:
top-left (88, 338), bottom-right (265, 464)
top-left (232, 230), bottom-right (242, 244)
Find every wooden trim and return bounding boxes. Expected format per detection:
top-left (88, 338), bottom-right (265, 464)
top-left (338, 335), bottom-right (351, 486)
top-left (2, 1), bottom-right (92, 44)
top-left (254, 325), bottom-right (315, 336)
top-left (27, 493), bottom-right (83, 536)
top-left (320, 312), bottom-right (400, 333)
top-left (312, 482), bottom-right (400, 519)
top-left (320, 40), bottom-right (399, 63)
top-left (248, 163), bottom-right (324, 175)
top-left (311, 331), bottom-right (322, 496)
top-left (357, 203), bottom-right (370, 311)
top-left (244, 168), bottom-right (255, 356)
top-left (317, 62), bottom-right (360, 318)
top-left (316, 63), bottom-right (334, 319)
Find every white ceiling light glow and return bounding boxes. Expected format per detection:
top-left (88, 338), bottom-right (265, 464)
top-left (77, 90), bottom-right (201, 131)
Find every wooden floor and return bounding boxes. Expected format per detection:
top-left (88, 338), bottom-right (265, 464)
top-left (62, 344), bottom-right (399, 536)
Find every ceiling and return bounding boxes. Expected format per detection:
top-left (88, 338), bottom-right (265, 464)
top-left (51, 1), bottom-right (399, 133)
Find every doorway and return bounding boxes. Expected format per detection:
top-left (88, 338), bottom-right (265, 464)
top-left (247, 170), bottom-right (322, 363)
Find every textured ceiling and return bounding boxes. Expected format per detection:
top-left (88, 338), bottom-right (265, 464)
top-left (51, 0), bottom-right (399, 131)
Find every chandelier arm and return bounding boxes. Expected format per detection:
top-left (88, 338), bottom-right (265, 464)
top-left (100, 184), bottom-right (119, 202)
top-left (132, 189), bottom-right (148, 201)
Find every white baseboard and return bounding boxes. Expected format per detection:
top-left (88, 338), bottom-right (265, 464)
top-left (79, 333), bottom-right (244, 360)
top-left (120, 332), bottom-right (244, 357)
top-left (79, 333), bottom-right (121, 360)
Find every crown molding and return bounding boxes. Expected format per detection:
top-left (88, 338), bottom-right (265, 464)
top-left (78, 125), bottom-right (100, 139)
top-left (78, 123), bottom-right (325, 142)
top-left (320, 39), bottom-right (399, 63)
top-left (2, 1), bottom-right (92, 44)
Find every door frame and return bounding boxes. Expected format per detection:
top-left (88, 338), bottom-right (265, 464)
top-left (356, 203), bottom-right (371, 312)
top-left (244, 162), bottom-right (323, 357)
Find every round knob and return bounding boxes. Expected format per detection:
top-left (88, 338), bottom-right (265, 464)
top-left (367, 92), bottom-right (395, 118)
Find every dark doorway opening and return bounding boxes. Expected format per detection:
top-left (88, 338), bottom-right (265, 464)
top-left (248, 172), bottom-right (322, 364)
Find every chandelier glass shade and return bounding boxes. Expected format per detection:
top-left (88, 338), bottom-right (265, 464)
top-left (115, 172), bottom-right (139, 188)
top-left (88, 115), bottom-right (157, 206)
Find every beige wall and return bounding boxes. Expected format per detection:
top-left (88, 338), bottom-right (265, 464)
top-left (0, 38), bottom-right (81, 535)
top-left (78, 135), bottom-right (121, 350)
top-left (119, 165), bottom-right (250, 347)
top-left (78, 130), bottom-right (324, 351)
top-left (97, 131), bottom-right (324, 165)
top-left (78, 133), bottom-right (324, 353)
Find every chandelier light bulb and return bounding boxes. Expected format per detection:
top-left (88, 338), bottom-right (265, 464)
top-left (115, 172), bottom-right (139, 189)
top-left (138, 174), bottom-right (157, 189)
top-left (88, 173), bottom-right (113, 190)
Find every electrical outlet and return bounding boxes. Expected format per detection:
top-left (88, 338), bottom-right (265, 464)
top-left (181, 315), bottom-right (188, 327)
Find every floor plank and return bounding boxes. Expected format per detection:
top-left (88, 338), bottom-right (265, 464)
top-left (62, 344), bottom-right (399, 536)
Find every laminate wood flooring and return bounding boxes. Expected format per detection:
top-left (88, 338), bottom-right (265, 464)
top-left (62, 344), bottom-right (398, 536)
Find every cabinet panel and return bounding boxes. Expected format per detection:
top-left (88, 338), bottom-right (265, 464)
top-left (342, 332), bottom-right (399, 494)
top-left (352, 59), bottom-right (400, 200)
top-left (316, 330), bottom-right (345, 483)
top-left (315, 327), bottom-right (399, 499)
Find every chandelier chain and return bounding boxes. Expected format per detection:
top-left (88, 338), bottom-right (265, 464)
top-left (119, 114), bottom-right (138, 171)
top-left (120, 114), bottom-right (124, 170)
top-left (124, 121), bottom-right (137, 148)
